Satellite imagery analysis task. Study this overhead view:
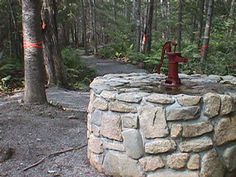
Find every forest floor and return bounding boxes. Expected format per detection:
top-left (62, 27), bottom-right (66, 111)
top-left (0, 54), bottom-right (146, 177)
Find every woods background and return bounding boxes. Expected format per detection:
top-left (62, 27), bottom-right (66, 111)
top-left (0, 0), bottom-right (235, 92)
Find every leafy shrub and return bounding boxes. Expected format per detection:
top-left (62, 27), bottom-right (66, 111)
top-left (0, 56), bottom-right (24, 91)
top-left (61, 47), bottom-right (96, 91)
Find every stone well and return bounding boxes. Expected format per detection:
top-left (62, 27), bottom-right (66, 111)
top-left (87, 73), bottom-right (236, 177)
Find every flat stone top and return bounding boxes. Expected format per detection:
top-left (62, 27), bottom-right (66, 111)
top-left (90, 73), bottom-right (236, 96)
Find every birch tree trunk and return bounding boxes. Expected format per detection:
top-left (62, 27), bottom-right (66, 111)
top-left (22, 0), bottom-right (47, 104)
top-left (201, 0), bottom-right (214, 62)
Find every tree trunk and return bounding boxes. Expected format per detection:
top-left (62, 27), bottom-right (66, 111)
top-left (229, 0), bottom-right (235, 18)
top-left (22, 0), bottom-right (47, 104)
top-left (144, 0), bottom-right (154, 53)
top-left (42, 0), bottom-right (67, 87)
top-left (89, 0), bottom-right (98, 55)
top-left (201, 0), bottom-right (214, 62)
top-left (161, 0), bottom-right (171, 40)
top-left (190, 13), bottom-right (197, 43)
top-left (132, 0), bottom-right (141, 52)
top-left (8, 0), bottom-right (22, 60)
top-left (229, 0), bottom-right (235, 36)
top-left (81, 0), bottom-right (88, 54)
top-left (177, 0), bottom-right (183, 51)
top-left (197, 0), bottom-right (205, 48)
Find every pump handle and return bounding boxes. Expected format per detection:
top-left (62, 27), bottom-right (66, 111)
top-left (156, 41), bottom-right (177, 74)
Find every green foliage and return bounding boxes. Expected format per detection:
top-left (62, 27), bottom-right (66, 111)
top-left (0, 56), bottom-right (24, 92)
top-left (62, 48), bottom-right (96, 91)
top-left (98, 45), bottom-right (116, 59)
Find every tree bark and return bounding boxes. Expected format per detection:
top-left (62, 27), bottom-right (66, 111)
top-left (132, 0), bottom-right (141, 52)
top-left (22, 0), bottom-right (47, 104)
top-left (201, 0), bottom-right (214, 62)
top-left (42, 0), bottom-right (67, 87)
top-left (7, 0), bottom-right (22, 60)
top-left (144, 0), bottom-right (154, 53)
top-left (160, 0), bottom-right (171, 40)
top-left (89, 0), bottom-right (98, 55)
top-left (177, 0), bottom-right (183, 51)
top-left (197, 0), bottom-right (205, 48)
top-left (229, 0), bottom-right (235, 36)
top-left (81, 0), bottom-right (88, 54)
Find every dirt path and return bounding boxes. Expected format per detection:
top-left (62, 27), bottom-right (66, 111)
top-left (0, 55), bottom-right (147, 177)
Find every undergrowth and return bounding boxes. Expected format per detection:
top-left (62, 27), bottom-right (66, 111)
top-left (0, 48), bottom-right (96, 93)
top-left (62, 48), bottom-right (96, 91)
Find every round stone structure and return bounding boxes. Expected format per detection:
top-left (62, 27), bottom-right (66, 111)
top-left (87, 73), bottom-right (236, 177)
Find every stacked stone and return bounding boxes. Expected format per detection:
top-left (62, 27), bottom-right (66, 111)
top-left (87, 73), bottom-right (236, 177)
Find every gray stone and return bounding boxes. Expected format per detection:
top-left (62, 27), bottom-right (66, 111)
top-left (116, 92), bottom-right (149, 103)
top-left (140, 105), bottom-right (169, 138)
top-left (167, 153), bottom-right (189, 169)
top-left (203, 93), bottom-right (221, 118)
top-left (220, 95), bottom-right (233, 115)
top-left (145, 139), bottom-right (176, 154)
top-left (208, 75), bottom-right (222, 82)
top-left (89, 152), bottom-right (104, 172)
top-left (187, 154), bottom-right (200, 170)
top-left (146, 93), bottom-right (175, 104)
top-left (91, 124), bottom-right (100, 137)
top-left (93, 97), bottom-right (108, 110)
top-left (100, 90), bottom-right (117, 100)
top-left (121, 114), bottom-right (138, 129)
top-left (166, 106), bottom-right (200, 121)
top-left (88, 135), bottom-right (103, 154)
top-left (170, 124), bottom-right (182, 138)
top-left (90, 78), bottom-right (110, 94)
top-left (102, 151), bottom-right (143, 177)
top-left (103, 141), bottom-right (125, 152)
top-left (148, 170), bottom-right (199, 177)
top-left (214, 117), bottom-right (236, 146)
top-left (176, 94), bottom-right (201, 106)
top-left (87, 114), bottom-right (92, 132)
top-left (221, 75), bottom-right (236, 85)
top-left (179, 136), bottom-right (213, 152)
top-left (109, 101), bottom-right (137, 113)
top-left (108, 81), bottom-right (126, 87)
top-left (100, 112), bottom-right (122, 141)
top-left (139, 156), bottom-right (165, 172)
top-left (91, 110), bottom-right (103, 126)
top-left (122, 129), bottom-right (144, 159)
top-left (223, 145), bottom-right (236, 171)
top-left (200, 149), bottom-right (225, 177)
top-left (182, 121), bottom-right (213, 138)
top-left (87, 90), bottom-right (96, 112)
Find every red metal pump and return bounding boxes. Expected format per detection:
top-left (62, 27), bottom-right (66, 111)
top-left (157, 41), bottom-right (188, 87)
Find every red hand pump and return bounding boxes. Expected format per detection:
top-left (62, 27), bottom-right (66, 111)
top-left (157, 41), bottom-right (188, 87)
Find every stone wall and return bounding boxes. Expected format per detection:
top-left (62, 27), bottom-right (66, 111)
top-left (87, 73), bottom-right (236, 177)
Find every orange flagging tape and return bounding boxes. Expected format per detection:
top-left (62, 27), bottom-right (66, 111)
top-left (200, 44), bottom-right (208, 56)
top-left (23, 40), bottom-right (43, 49)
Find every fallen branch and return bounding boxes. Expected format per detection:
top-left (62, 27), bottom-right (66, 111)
top-left (23, 144), bottom-right (87, 171)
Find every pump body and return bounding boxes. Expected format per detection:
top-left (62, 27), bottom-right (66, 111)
top-left (157, 41), bottom-right (188, 87)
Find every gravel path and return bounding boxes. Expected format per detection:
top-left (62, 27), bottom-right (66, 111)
top-left (80, 55), bottom-right (147, 76)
